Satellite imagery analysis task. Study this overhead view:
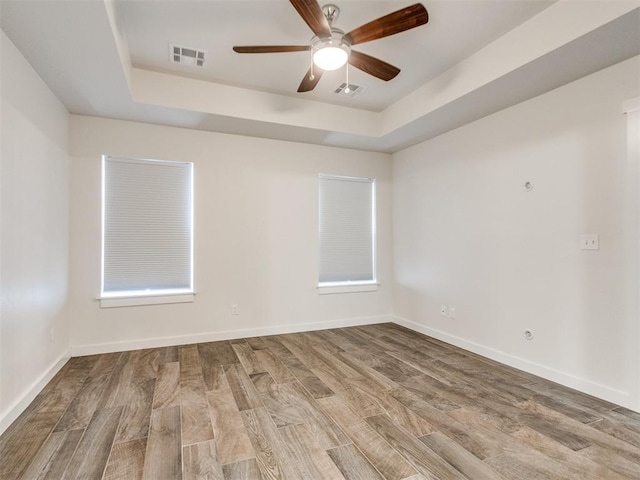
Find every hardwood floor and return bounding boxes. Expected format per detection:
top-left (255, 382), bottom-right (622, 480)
top-left (2, 323), bottom-right (639, 479)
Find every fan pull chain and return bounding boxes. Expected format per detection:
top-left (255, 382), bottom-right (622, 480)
top-left (309, 49), bottom-right (315, 81)
top-left (344, 63), bottom-right (350, 93)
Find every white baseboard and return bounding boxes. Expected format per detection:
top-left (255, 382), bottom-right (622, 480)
top-left (71, 315), bottom-right (392, 357)
top-left (0, 351), bottom-right (71, 436)
top-left (393, 315), bottom-right (633, 410)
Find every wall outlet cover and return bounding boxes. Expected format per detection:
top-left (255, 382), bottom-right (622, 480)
top-left (580, 234), bottom-right (599, 250)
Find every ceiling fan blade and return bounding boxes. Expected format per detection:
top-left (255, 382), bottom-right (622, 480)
top-left (233, 45), bottom-right (310, 54)
top-left (348, 50), bottom-right (400, 81)
top-left (297, 67), bottom-right (324, 92)
top-left (289, 0), bottom-right (331, 37)
top-left (344, 3), bottom-right (428, 46)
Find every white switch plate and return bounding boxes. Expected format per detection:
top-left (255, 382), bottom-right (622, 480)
top-left (440, 305), bottom-right (447, 316)
top-left (580, 234), bottom-right (599, 250)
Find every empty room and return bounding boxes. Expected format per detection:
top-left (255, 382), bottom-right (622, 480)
top-left (1, 0), bottom-right (640, 478)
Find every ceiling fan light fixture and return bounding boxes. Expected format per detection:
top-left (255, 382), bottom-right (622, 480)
top-left (313, 46), bottom-right (348, 70)
top-left (311, 32), bottom-right (350, 71)
top-left (233, 1), bottom-right (429, 92)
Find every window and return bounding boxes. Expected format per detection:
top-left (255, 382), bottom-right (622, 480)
top-left (101, 156), bottom-right (194, 307)
top-left (318, 174), bottom-right (377, 293)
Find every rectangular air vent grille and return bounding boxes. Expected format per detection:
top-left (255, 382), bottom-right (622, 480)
top-left (170, 45), bottom-right (206, 67)
top-left (334, 83), bottom-right (365, 97)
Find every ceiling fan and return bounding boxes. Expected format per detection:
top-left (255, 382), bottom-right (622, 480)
top-left (233, 0), bottom-right (429, 93)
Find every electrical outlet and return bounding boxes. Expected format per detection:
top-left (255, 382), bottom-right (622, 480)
top-left (231, 304), bottom-right (239, 315)
top-left (449, 307), bottom-right (456, 319)
top-left (440, 305), bottom-right (447, 317)
top-left (580, 234), bottom-right (599, 250)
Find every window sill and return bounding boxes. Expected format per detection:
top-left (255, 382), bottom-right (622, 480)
top-left (317, 283), bottom-right (379, 295)
top-left (98, 292), bottom-right (195, 308)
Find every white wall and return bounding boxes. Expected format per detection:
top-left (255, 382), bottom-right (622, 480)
top-left (0, 31), bottom-right (70, 432)
top-left (393, 56), bottom-right (640, 409)
top-left (68, 116), bottom-right (392, 354)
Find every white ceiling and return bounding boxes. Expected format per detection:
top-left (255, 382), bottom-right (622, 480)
top-left (118, 0), bottom-right (554, 111)
top-left (1, 0), bottom-right (639, 153)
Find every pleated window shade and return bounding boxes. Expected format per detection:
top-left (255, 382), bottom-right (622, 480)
top-left (318, 174), bottom-right (376, 284)
top-left (102, 156), bottom-right (193, 296)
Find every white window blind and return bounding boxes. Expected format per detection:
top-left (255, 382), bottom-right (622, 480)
top-left (319, 174), bottom-right (376, 285)
top-left (102, 156), bottom-right (193, 297)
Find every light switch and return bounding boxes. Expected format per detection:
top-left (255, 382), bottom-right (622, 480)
top-left (580, 234), bottom-right (599, 250)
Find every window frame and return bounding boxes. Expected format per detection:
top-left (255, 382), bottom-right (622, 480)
top-left (99, 155), bottom-right (195, 308)
top-left (317, 174), bottom-right (378, 294)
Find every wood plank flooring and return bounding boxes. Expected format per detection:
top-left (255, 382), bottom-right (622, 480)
top-left (2, 323), bottom-right (639, 479)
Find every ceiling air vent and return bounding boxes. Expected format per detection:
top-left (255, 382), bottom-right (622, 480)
top-left (334, 83), bottom-right (365, 98)
top-left (170, 44), bottom-right (206, 67)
